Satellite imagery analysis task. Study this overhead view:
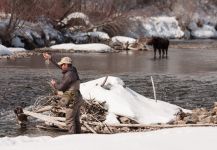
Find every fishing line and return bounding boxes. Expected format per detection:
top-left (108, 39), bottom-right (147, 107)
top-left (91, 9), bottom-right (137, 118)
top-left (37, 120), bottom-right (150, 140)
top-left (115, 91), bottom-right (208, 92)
top-left (44, 58), bottom-right (56, 94)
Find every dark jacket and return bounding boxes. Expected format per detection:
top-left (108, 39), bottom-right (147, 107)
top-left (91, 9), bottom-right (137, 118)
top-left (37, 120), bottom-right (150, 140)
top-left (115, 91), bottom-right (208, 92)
top-left (51, 57), bottom-right (80, 92)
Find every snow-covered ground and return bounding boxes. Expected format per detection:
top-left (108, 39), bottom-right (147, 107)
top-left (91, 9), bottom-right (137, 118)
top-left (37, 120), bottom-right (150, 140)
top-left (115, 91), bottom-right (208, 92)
top-left (0, 127), bottom-right (216, 150)
top-left (50, 43), bottom-right (112, 52)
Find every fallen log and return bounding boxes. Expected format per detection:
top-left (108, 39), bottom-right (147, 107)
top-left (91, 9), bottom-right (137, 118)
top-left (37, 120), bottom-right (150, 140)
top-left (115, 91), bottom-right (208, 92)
top-left (86, 121), bottom-right (217, 128)
top-left (82, 121), bottom-right (97, 134)
top-left (34, 106), bottom-right (53, 113)
top-left (23, 110), bottom-right (66, 128)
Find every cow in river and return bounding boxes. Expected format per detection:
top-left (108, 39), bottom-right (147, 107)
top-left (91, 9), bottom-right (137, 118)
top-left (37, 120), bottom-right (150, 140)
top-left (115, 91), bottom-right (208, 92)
top-left (146, 37), bottom-right (170, 59)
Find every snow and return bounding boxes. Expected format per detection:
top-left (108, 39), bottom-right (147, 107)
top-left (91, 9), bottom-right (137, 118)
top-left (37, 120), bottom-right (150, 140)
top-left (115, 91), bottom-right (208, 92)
top-left (61, 12), bottom-right (90, 26)
top-left (188, 22), bottom-right (217, 38)
top-left (111, 36), bottom-right (136, 44)
top-left (88, 31), bottom-right (110, 40)
top-left (80, 76), bottom-right (187, 124)
top-left (0, 127), bottom-right (217, 150)
top-left (0, 44), bottom-right (12, 56)
top-left (144, 16), bottom-right (184, 38)
top-left (50, 43), bottom-right (112, 52)
top-left (11, 37), bottom-right (25, 48)
top-left (129, 16), bottom-right (184, 38)
top-left (0, 44), bottom-right (26, 56)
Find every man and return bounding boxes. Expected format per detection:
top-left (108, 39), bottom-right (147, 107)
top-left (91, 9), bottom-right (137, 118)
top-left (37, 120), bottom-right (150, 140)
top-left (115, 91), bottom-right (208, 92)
top-left (43, 52), bottom-right (83, 134)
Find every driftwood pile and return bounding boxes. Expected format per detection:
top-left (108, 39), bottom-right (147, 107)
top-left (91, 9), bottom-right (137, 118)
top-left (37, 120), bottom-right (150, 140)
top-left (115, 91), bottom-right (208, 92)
top-left (80, 101), bottom-right (217, 133)
top-left (23, 96), bottom-right (217, 134)
top-left (109, 38), bottom-right (148, 51)
top-left (170, 102), bottom-right (217, 125)
top-left (30, 95), bottom-right (159, 133)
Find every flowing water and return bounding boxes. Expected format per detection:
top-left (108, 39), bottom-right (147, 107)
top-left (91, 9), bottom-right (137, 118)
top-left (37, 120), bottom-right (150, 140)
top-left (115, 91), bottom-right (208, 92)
top-left (0, 40), bottom-right (217, 137)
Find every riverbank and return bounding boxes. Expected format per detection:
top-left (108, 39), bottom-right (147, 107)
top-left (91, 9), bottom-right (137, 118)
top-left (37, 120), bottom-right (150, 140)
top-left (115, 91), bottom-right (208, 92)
top-left (0, 39), bottom-right (217, 60)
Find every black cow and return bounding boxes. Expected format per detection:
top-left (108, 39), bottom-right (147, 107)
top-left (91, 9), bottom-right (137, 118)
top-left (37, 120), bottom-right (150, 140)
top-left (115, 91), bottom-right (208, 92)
top-left (147, 37), bottom-right (170, 59)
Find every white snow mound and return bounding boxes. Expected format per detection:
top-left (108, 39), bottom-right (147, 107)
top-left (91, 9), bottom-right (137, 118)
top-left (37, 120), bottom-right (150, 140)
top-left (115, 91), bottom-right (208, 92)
top-left (50, 43), bottom-right (112, 52)
top-left (80, 76), bottom-right (188, 124)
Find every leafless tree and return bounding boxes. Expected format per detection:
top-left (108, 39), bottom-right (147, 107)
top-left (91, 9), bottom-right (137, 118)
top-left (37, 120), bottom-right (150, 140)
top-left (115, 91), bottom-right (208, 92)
top-left (0, 0), bottom-right (44, 46)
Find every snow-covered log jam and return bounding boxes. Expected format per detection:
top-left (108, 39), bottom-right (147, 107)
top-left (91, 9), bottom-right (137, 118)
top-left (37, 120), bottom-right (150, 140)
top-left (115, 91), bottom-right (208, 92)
top-left (1, 0), bottom-right (217, 150)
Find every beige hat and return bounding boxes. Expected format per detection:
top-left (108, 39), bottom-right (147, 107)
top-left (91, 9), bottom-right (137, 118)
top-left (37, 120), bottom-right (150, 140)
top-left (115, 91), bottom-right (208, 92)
top-left (57, 57), bottom-right (72, 66)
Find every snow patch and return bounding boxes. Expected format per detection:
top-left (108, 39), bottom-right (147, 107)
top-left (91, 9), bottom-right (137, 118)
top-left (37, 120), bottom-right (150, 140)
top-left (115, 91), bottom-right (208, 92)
top-left (111, 36), bottom-right (136, 44)
top-left (80, 76), bottom-right (187, 124)
top-left (0, 127), bottom-right (217, 150)
top-left (0, 44), bottom-right (26, 56)
top-left (189, 22), bottom-right (217, 38)
top-left (50, 43), bottom-right (112, 52)
top-left (88, 31), bottom-right (110, 40)
top-left (0, 44), bottom-right (12, 56)
top-left (129, 16), bottom-right (184, 38)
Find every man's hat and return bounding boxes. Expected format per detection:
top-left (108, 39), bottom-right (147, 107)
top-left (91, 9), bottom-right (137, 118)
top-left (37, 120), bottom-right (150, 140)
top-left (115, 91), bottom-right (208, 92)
top-left (57, 57), bottom-right (72, 66)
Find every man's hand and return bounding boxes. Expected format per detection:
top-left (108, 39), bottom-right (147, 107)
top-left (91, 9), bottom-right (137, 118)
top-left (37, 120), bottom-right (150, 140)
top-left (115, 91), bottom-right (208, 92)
top-left (43, 52), bottom-right (51, 60)
top-left (50, 79), bottom-right (56, 88)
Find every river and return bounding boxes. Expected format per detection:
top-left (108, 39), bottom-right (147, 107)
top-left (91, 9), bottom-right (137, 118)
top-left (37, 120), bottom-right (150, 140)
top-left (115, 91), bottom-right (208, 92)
top-left (0, 40), bottom-right (217, 136)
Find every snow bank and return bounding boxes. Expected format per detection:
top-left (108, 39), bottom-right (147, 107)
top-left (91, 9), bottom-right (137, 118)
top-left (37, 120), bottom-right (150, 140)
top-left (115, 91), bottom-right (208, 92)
top-left (0, 127), bottom-right (217, 150)
top-left (144, 16), bottom-right (184, 38)
top-left (8, 48), bottom-right (26, 53)
top-left (129, 16), bottom-right (184, 38)
top-left (188, 22), bottom-right (217, 38)
top-left (50, 43), bottom-right (112, 52)
top-left (80, 76), bottom-right (187, 124)
top-left (0, 44), bottom-right (12, 56)
top-left (88, 31), bottom-right (110, 40)
top-left (111, 36), bottom-right (136, 44)
top-left (0, 44), bottom-right (26, 56)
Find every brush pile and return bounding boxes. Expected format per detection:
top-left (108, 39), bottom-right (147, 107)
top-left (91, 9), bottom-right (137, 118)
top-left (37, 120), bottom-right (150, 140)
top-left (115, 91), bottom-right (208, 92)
top-left (27, 96), bottom-right (217, 134)
top-left (31, 95), bottom-right (157, 133)
top-left (169, 102), bottom-right (217, 125)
